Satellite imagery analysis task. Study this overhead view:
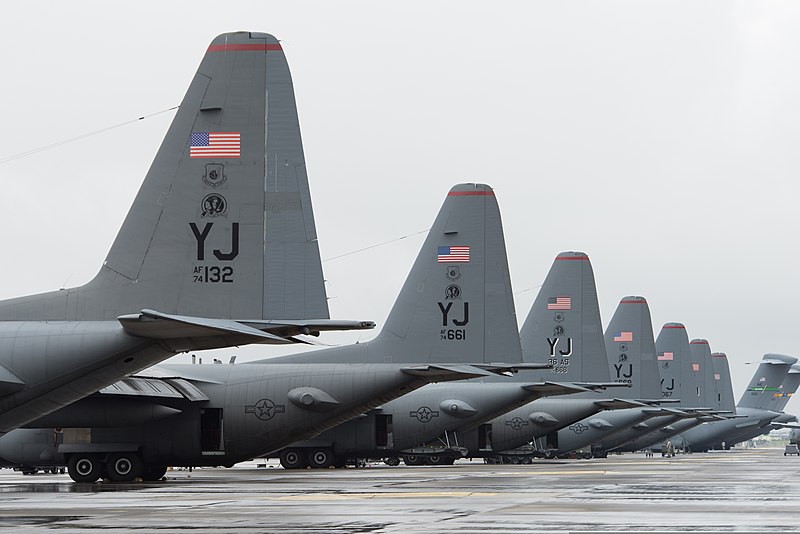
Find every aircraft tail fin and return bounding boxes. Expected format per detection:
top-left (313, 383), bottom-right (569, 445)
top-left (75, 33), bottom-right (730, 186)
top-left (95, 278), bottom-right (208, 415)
top-left (369, 183), bottom-right (521, 364)
top-left (738, 353), bottom-right (798, 409)
top-left (655, 323), bottom-right (698, 407)
top-left (711, 352), bottom-right (736, 412)
top-left (604, 296), bottom-right (660, 399)
top-left (774, 364), bottom-right (800, 412)
top-left (689, 339), bottom-right (713, 408)
top-left (519, 252), bottom-right (609, 382)
top-left (1, 32), bottom-right (328, 322)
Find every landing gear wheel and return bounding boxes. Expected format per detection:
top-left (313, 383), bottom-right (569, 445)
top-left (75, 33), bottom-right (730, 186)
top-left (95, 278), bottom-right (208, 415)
top-left (280, 448), bottom-right (308, 470)
top-left (141, 465), bottom-right (168, 481)
top-left (403, 455), bottom-right (424, 466)
top-left (384, 457), bottom-right (400, 467)
top-left (308, 448), bottom-right (334, 469)
top-left (67, 454), bottom-right (104, 483)
top-left (106, 453), bottom-right (143, 482)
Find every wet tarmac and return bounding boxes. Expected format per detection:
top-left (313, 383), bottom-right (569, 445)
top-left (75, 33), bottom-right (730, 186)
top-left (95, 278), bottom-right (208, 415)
top-left (0, 448), bottom-right (798, 533)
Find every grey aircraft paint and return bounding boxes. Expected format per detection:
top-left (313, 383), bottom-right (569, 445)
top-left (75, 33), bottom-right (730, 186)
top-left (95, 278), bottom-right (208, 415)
top-left (723, 362), bottom-right (800, 444)
top-left (457, 256), bottom-right (646, 460)
top-left (534, 297), bottom-right (686, 457)
top-left (0, 32), bottom-right (373, 435)
top-left (0, 182), bottom-right (541, 480)
top-left (677, 353), bottom-right (797, 451)
top-left (265, 194), bottom-right (597, 467)
top-left (608, 337), bottom-right (721, 453)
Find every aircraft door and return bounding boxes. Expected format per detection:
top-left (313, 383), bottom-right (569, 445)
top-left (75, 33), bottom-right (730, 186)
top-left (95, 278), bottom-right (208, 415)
top-left (546, 431), bottom-right (558, 450)
top-left (477, 424), bottom-right (492, 451)
top-left (200, 408), bottom-right (224, 454)
top-left (375, 414), bottom-right (393, 448)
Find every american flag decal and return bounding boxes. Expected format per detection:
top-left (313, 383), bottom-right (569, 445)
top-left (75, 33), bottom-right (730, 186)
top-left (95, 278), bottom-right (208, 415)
top-left (437, 246), bottom-right (470, 263)
top-left (613, 331), bottom-right (633, 342)
top-left (547, 296), bottom-right (571, 310)
top-left (657, 352), bottom-right (674, 361)
top-left (190, 132), bottom-right (241, 158)
top-left (692, 363), bottom-right (700, 372)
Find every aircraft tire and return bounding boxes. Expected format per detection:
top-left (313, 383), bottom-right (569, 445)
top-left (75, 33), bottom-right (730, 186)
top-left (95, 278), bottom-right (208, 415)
top-left (67, 454), bottom-right (104, 483)
top-left (106, 453), bottom-right (143, 483)
top-left (308, 448), bottom-right (334, 469)
top-left (384, 457), bottom-right (400, 467)
top-left (402, 455), bottom-right (424, 466)
top-left (141, 465), bottom-right (168, 481)
top-left (280, 449), bottom-right (308, 469)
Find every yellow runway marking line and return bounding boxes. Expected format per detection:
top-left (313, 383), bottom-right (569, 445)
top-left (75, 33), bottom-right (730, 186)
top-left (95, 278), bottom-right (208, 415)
top-left (496, 470), bottom-right (609, 476)
top-left (278, 491), bottom-right (498, 501)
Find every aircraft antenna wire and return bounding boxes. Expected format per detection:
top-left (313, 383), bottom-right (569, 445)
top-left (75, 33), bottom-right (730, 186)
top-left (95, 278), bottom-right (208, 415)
top-left (0, 106), bottom-right (180, 165)
top-left (322, 229), bottom-right (430, 262)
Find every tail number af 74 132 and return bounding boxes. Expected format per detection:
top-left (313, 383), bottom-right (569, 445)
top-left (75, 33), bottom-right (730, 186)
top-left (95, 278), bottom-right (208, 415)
top-left (190, 222), bottom-right (238, 283)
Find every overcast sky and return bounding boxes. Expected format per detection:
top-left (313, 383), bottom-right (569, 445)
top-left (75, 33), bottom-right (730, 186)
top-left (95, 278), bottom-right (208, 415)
top-left (2, 1), bottom-right (799, 413)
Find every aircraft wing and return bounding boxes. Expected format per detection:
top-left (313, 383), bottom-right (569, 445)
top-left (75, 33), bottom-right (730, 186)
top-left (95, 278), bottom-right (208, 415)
top-left (98, 377), bottom-right (209, 401)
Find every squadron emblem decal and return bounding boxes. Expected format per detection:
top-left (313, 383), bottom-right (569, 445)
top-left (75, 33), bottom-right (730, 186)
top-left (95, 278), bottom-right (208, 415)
top-left (444, 284), bottom-right (462, 300)
top-left (202, 163), bottom-right (227, 187)
top-left (445, 266), bottom-right (462, 281)
top-left (245, 399), bottom-right (286, 421)
top-left (201, 193), bottom-right (228, 218)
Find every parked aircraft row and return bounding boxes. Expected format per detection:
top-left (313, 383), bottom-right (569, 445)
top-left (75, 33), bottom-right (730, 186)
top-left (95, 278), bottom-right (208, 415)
top-left (0, 32), bottom-right (793, 482)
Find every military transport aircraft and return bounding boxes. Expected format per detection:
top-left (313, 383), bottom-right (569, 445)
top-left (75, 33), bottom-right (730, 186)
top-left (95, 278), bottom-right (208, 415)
top-left (257, 204), bottom-right (603, 468)
top-left (0, 31), bottom-right (376, 436)
top-left (586, 327), bottom-right (728, 456)
top-left (608, 338), bottom-right (730, 454)
top-left (674, 353), bottom-right (797, 451)
top-left (0, 183), bottom-right (544, 482)
top-left (427, 254), bottom-right (647, 463)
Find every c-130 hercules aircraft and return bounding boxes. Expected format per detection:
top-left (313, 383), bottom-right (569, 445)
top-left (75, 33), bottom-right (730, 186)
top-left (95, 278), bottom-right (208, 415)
top-left (0, 31), bottom-right (375, 435)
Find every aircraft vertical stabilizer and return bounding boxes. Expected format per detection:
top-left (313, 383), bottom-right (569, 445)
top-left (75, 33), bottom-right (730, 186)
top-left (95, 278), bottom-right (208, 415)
top-left (519, 252), bottom-right (609, 382)
top-left (738, 354), bottom-right (797, 409)
top-left (656, 323), bottom-right (698, 406)
top-left (271, 183), bottom-right (521, 365)
top-left (604, 296), bottom-right (660, 399)
top-left (0, 31), bottom-right (327, 322)
top-left (773, 365), bottom-right (800, 412)
top-left (711, 352), bottom-right (736, 412)
top-left (689, 339), bottom-right (713, 408)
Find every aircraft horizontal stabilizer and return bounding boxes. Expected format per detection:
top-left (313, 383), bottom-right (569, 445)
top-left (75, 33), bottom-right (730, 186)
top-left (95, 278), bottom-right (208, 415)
top-left (593, 399), bottom-right (648, 410)
top-left (641, 407), bottom-right (688, 417)
top-left (239, 319), bottom-right (376, 337)
top-left (573, 381), bottom-right (631, 391)
top-left (472, 362), bottom-right (552, 376)
top-left (522, 382), bottom-right (592, 395)
top-left (119, 309), bottom-right (294, 344)
top-left (400, 365), bottom-right (493, 380)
